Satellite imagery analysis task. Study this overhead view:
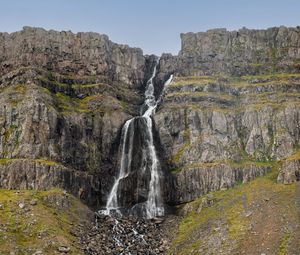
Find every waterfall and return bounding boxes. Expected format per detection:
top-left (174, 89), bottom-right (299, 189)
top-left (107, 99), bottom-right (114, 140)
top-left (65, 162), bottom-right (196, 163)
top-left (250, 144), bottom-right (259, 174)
top-left (106, 118), bottom-right (135, 214)
top-left (104, 58), bottom-right (173, 218)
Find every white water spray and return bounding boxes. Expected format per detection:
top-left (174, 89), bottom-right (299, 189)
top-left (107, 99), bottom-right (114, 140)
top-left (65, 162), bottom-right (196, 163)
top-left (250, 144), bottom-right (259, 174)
top-left (105, 118), bottom-right (134, 214)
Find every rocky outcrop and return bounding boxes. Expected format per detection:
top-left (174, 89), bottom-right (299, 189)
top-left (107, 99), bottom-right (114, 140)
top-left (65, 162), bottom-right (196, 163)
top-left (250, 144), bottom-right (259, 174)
top-left (166, 163), bottom-right (272, 204)
top-left (159, 26), bottom-right (300, 77)
top-left (277, 150), bottom-right (300, 184)
top-left (0, 159), bottom-right (102, 205)
top-left (0, 26), bottom-right (146, 86)
top-left (277, 160), bottom-right (300, 184)
top-left (0, 82), bottom-right (131, 176)
top-left (155, 77), bottom-right (300, 165)
top-left (154, 73), bottom-right (300, 201)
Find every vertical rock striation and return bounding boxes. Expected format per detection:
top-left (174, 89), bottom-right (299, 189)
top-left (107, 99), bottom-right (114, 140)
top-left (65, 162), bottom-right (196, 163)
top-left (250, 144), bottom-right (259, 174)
top-left (1, 26), bottom-right (300, 209)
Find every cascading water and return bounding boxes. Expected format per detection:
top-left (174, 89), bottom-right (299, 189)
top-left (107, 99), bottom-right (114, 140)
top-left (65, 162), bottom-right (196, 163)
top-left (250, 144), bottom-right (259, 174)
top-left (104, 58), bottom-right (173, 219)
top-left (106, 118), bottom-right (135, 214)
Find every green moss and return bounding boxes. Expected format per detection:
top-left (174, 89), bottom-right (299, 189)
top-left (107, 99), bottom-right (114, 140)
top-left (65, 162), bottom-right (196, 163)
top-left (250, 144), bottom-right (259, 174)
top-left (227, 73), bottom-right (300, 89)
top-left (170, 168), bottom-right (181, 174)
top-left (54, 91), bottom-right (125, 115)
top-left (166, 91), bottom-right (233, 101)
top-left (34, 159), bottom-right (59, 166)
top-left (0, 189), bottom-right (88, 254)
top-left (55, 92), bottom-right (90, 113)
top-left (38, 77), bottom-right (69, 89)
top-left (249, 63), bottom-right (264, 67)
top-left (0, 158), bottom-right (12, 165)
top-left (161, 104), bottom-right (231, 114)
top-left (3, 125), bottom-right (18, 142)
top-left (170, 170), bottom-right (296, 254)
top-left (71, 83), bottom-right (106, 89)
top-left (4, 84), bottom-right (28, 106)
top-left (285, 150), bottom-right (300, 161)
top-left (39, 75), bottom-right (108, 91)
top-left (14, 84), bottom-right (27, 94)
top-left (278, 230), bottom-right (290, 255)
top-left (182, 160), bottom-right (278, 171)
top-left (0, 158), bottom-right (61, 167)
top-left (171, 76), bottom-right (216, 86)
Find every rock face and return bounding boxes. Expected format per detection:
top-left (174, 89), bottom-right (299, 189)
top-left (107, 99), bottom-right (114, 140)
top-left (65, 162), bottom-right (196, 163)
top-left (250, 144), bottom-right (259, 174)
top-left (0, 26), bottom-right (146, 86)
top-left (166, 163), bottom-right (272, 204)
top-left (159, 26), bottom-right (300, 77)
top-left (0, 27), bottom-right (154, 204)
top-left (277, 151), bottom-right (300, 184)
top-left (0, 159), bottom-right (101, 205)
top-left (1, 26), bottom-right (300, 210)
top-left (154, 26), bottom-right (300, 200)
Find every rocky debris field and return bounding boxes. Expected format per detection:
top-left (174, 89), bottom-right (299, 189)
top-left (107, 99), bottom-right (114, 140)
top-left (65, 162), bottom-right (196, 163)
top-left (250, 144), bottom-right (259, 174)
top-left (79, 213), bottom-right (170, 255)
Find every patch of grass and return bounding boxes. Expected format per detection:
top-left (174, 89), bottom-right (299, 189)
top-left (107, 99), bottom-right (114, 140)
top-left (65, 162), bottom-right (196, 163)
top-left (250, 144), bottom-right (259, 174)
top-left (54, 92), bottom-right (126, 115)
top-left (3, 124), bottom-right (18, 142)
top-left (285, 149), bottom-right (300, 161)
top-left (181, 160), bottom-right (278, 171)
top-left (38, 77), bottom-right (69, 89)
top-left (14, 84), bottom-right (27, 94)
top-left (170, 168), bottom-right (181, 174)
top-left (224, 73), bottom-right (300, 88)
top-left (55, 92), bottom-right (90, 113)
top-left (278, 230), bottom-right (290, 255)
top-left (171, 143), bottom-right (191, 165)
top-left (171, 76), bottom-right (217, 86)
top-left (0, 189), bottom-right (90, 254)
top-left (3, 84), bottom-right (28, 106)
top-left (71, 83), bottom-right (106, 89)
top-left (249, 63), bottom-right (264, 68)
top-left (0, 158), bottom-right (61, 166)
top-left (166, 91), bottom-right (233, 101)
top-left (239, 73), bottom-right (300, 81)
top-left (159, 104), bottom-right (231, 114)
top-left (170, 170), bottom-right (296, 254)
top-left (34, 158), bottom-right (59, 166)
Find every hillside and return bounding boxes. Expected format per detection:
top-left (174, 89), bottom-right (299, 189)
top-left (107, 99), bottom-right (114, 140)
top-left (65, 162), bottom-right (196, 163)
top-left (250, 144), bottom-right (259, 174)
top-left (0, 26), bottom-right (300, 254)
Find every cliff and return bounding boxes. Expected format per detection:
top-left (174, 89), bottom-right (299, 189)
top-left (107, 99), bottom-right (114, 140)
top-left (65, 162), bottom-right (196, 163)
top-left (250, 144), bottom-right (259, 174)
top-left (1, 26), bottom-right (300, 209)
top-left (155, 26), bottom-right (300, 202)
top-left (159, 26), bottom-right (300, 77)
top-left (0, 27), bottom-right (156, 205)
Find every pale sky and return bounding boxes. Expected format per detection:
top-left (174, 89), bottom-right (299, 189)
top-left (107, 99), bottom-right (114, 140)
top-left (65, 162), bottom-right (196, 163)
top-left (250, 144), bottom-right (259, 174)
top-left (1, 0), bottom-right (299, 55)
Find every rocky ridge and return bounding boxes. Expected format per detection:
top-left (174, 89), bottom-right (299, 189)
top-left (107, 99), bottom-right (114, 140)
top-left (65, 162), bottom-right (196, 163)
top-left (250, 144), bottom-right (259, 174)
top-left (158, 26), bottom-right (300, 78)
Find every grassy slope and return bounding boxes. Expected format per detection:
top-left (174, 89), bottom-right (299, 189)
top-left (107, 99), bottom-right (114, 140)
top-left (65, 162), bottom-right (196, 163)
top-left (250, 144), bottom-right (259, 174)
top-left (0, 188), bottom-right (92, 255)
top-left (170, 171), bottom-right (300, 255)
